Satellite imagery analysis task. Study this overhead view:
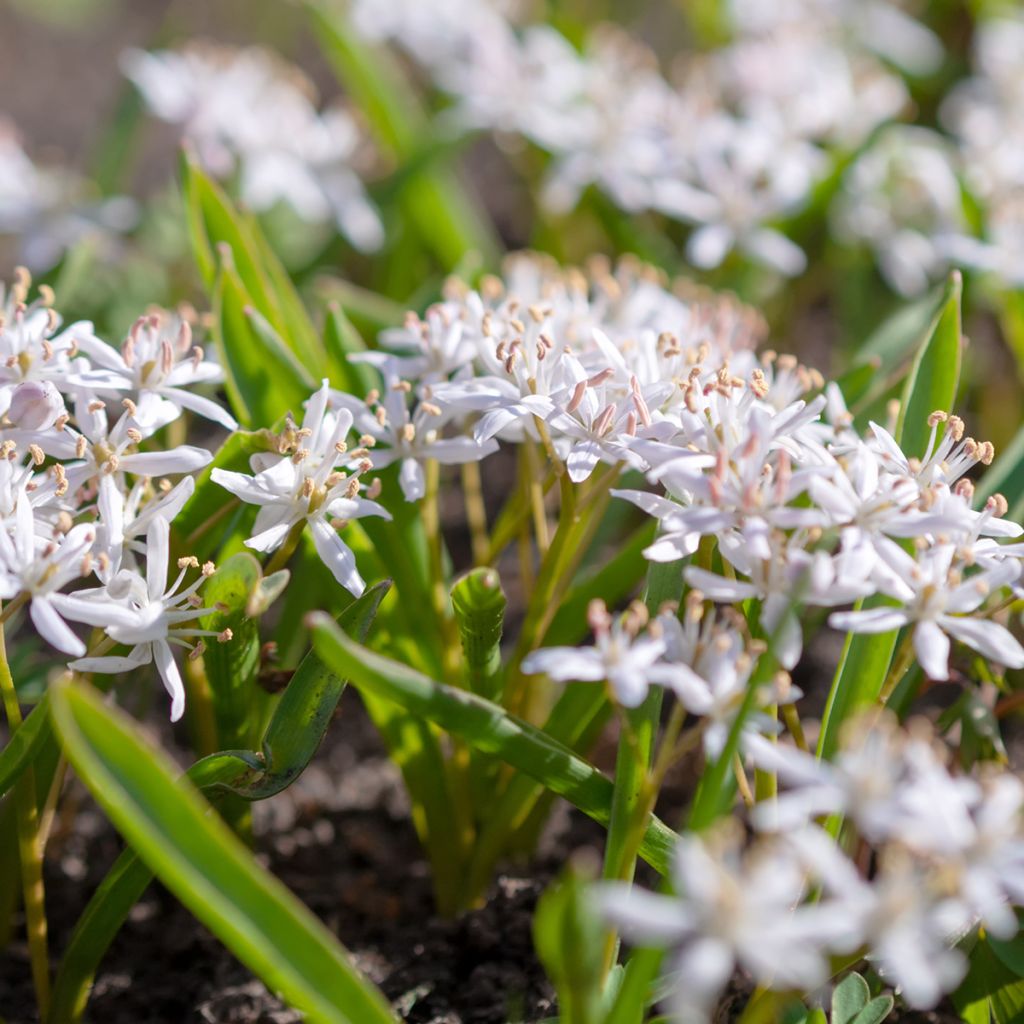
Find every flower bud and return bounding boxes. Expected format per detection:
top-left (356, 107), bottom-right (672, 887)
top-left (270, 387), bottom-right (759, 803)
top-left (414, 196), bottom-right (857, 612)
top-left (8, 381), bottom-right (65, 431)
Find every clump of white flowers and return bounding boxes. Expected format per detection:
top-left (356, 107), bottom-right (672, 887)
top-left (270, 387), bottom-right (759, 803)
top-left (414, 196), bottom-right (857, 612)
top-left (122, 42), bottom-right (384, 252)
top-left (601, 714), bottom-right (1024, 1020)
top-left (346, 0), bottom-right (939, 277)
top-left (0, 119), bottom-right (136, 272)
top-left (0, 270), bottom-right (236, 720)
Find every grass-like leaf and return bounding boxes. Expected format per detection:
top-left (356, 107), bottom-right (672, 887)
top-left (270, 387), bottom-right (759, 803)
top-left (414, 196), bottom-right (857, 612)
top-left (308, 615), bottom-right (677, 875)
top-left (47, 584), bottom-right (391, 1023)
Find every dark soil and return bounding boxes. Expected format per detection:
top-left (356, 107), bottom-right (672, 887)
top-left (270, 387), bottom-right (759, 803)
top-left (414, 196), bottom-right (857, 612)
top-left (0, 691), bottom-right (605, 1024)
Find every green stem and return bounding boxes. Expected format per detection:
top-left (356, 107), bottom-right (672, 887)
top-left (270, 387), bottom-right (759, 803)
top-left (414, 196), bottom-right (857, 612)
top-left (263, 520), bottom-right (306, 577)
top-left (460, 461), bottom-right (489, 567)
top-left (878, 631), bottom-right (915, 704)
top-left (504, 464), bottom-right (620, 719)
top-left (0, 615), bottom-right (50, 1017)
top-left (599, 701), bottom-right (689, 979)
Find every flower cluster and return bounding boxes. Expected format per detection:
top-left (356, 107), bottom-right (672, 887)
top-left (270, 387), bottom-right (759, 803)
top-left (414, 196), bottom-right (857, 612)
top-left (601, 714), bottom-right (1024, 1020)
top-left (348, 0), bottom-right (939, 276)
top-left (0, 119), bottom-right (136, 272)
top-left (122, 43), bottom-right (384, 252)
top-left (0, 272), bottom-right (236, 720)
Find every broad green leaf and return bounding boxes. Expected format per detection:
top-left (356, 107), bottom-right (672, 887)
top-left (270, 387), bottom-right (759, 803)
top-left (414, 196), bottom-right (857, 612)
top-left (309, 617), bottom-right (677, 875)
top-left (895, 270), bottom-right (963, 459)
top-left (308, 3), bottom-right (499, 269)
top-left (0, 694), bottom-right (50, 799)
top-left (244, 581), bottom-right (391, 799)
top-left (603, 945), bottom-right (665, 1024)
top-left (49, 680), bottom-right (396, 1024)
top-left (953, 934), bottom-right (1024, 1024)
top-left (854, 996), bottom-right (894, 1024)
top-left (213, 259), bottom-right (315, 428)
top-left (832, 973), bottom-right (870, 1024)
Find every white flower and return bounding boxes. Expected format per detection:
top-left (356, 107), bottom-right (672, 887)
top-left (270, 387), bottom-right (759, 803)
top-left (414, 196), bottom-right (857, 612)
top-left (598, 829), bottom-right (849, 1024)
top-left (522, 600), bottom-right (674, 708)
top-left (332, 379), bottom-right (497, 501)
top-left (212, 381), bottom-right (390, 595)
top-left (123, 44), bottom-right (383, 250)
top-left (73, 312), bottom-right (237, 431)
top-left (58, 517), bottom-right (220, 722)
top-left (0, 496), bottom-right (95, 656)
top-left (829, 541), bottom-right (1024, 681)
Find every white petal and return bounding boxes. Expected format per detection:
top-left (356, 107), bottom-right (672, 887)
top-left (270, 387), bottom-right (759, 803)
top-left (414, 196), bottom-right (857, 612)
top-left (309, 517), bottom-right (364, 597)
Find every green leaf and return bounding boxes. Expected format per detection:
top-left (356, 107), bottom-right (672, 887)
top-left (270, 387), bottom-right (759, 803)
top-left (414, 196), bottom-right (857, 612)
top-left (243, 581), bottom-right (391, 799)
top-left (534, 861), bottom-right (604, 1024)
top-left (180, 150), bottom-right (326, 375)
top-left (200, 553), bottom-right (277, 751)
top-left (853, 996), bottom-right (894, 1024)
top-left (895, 270), bottom-right (963, 458)
top-left (47, 585), bottom-right (390, 1023)
top-left (545, 522), bottom-right (656, 647)
top-left (451, 568), bottom-right (506, 702)
top-left (308, 617), bottom-right (677, 875)
top-left (0, 694), bottom-right (50, 800)
top-left (976, 421), bottom-right (1024, 523)
top-left (308, 2), bottom-right (499, 269)
top-left (49, 680), bottom-right (396, 1024)
top-left (832, 973), bottom-right (870, 1024)
top-left (953, 933), bottom-right (1024, 1024)
top-left (816, 615), bottom-right (900, 760)
top-left (323, 300), bottom-right (378, 396)
top-left (213, 259), bottom-right (315, 428)
top-left (173, 430), bottom-right (271, 558)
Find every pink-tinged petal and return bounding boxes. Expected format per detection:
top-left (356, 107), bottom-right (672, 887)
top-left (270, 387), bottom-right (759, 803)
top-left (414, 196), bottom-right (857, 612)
top-left (245, 519), bottom-right (295, 554)
top-left (566, 441), bottom-right (601, 483)
top-left (309, 517), bottom-right (364, 597)
top-left (521, 648), bottom-right (605, 682)
top-left (146, 516), bottom-right (170, 601)
top-left (399, 458), bottom-right (425, 501)
top-left (423, 436), bottom-right (499, 465)
top-left (914, 619), bottom-right (950, 680)
top-left (687, 223), bottom-right (735, 269)
top-left (596, 883), bottom-right (694, 945)
top-left (684, 567), bottom-right (759, 602)
top-left (743, 228), bottom-right (807, 276)
top-left (154, 639), bottom-right (185, 722)
top-left (828, 607), bottom-right (909, 633)
top-left (48, 592), bottom-right (141, 631)
top-left (70, 647), bottom-right (153, 675)
top-left (211, 469), bottom-right (287, 506)
top-left (611, 489), bottom-right (680, 520)
top-left (159, 387), bottom-right (238, 430)
top-left (941, 615), bottom-right (1024, 669)
top-left (30, 597), bottom-right (85, 657)
top-left (119, 446), bottom-right (212, 475)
